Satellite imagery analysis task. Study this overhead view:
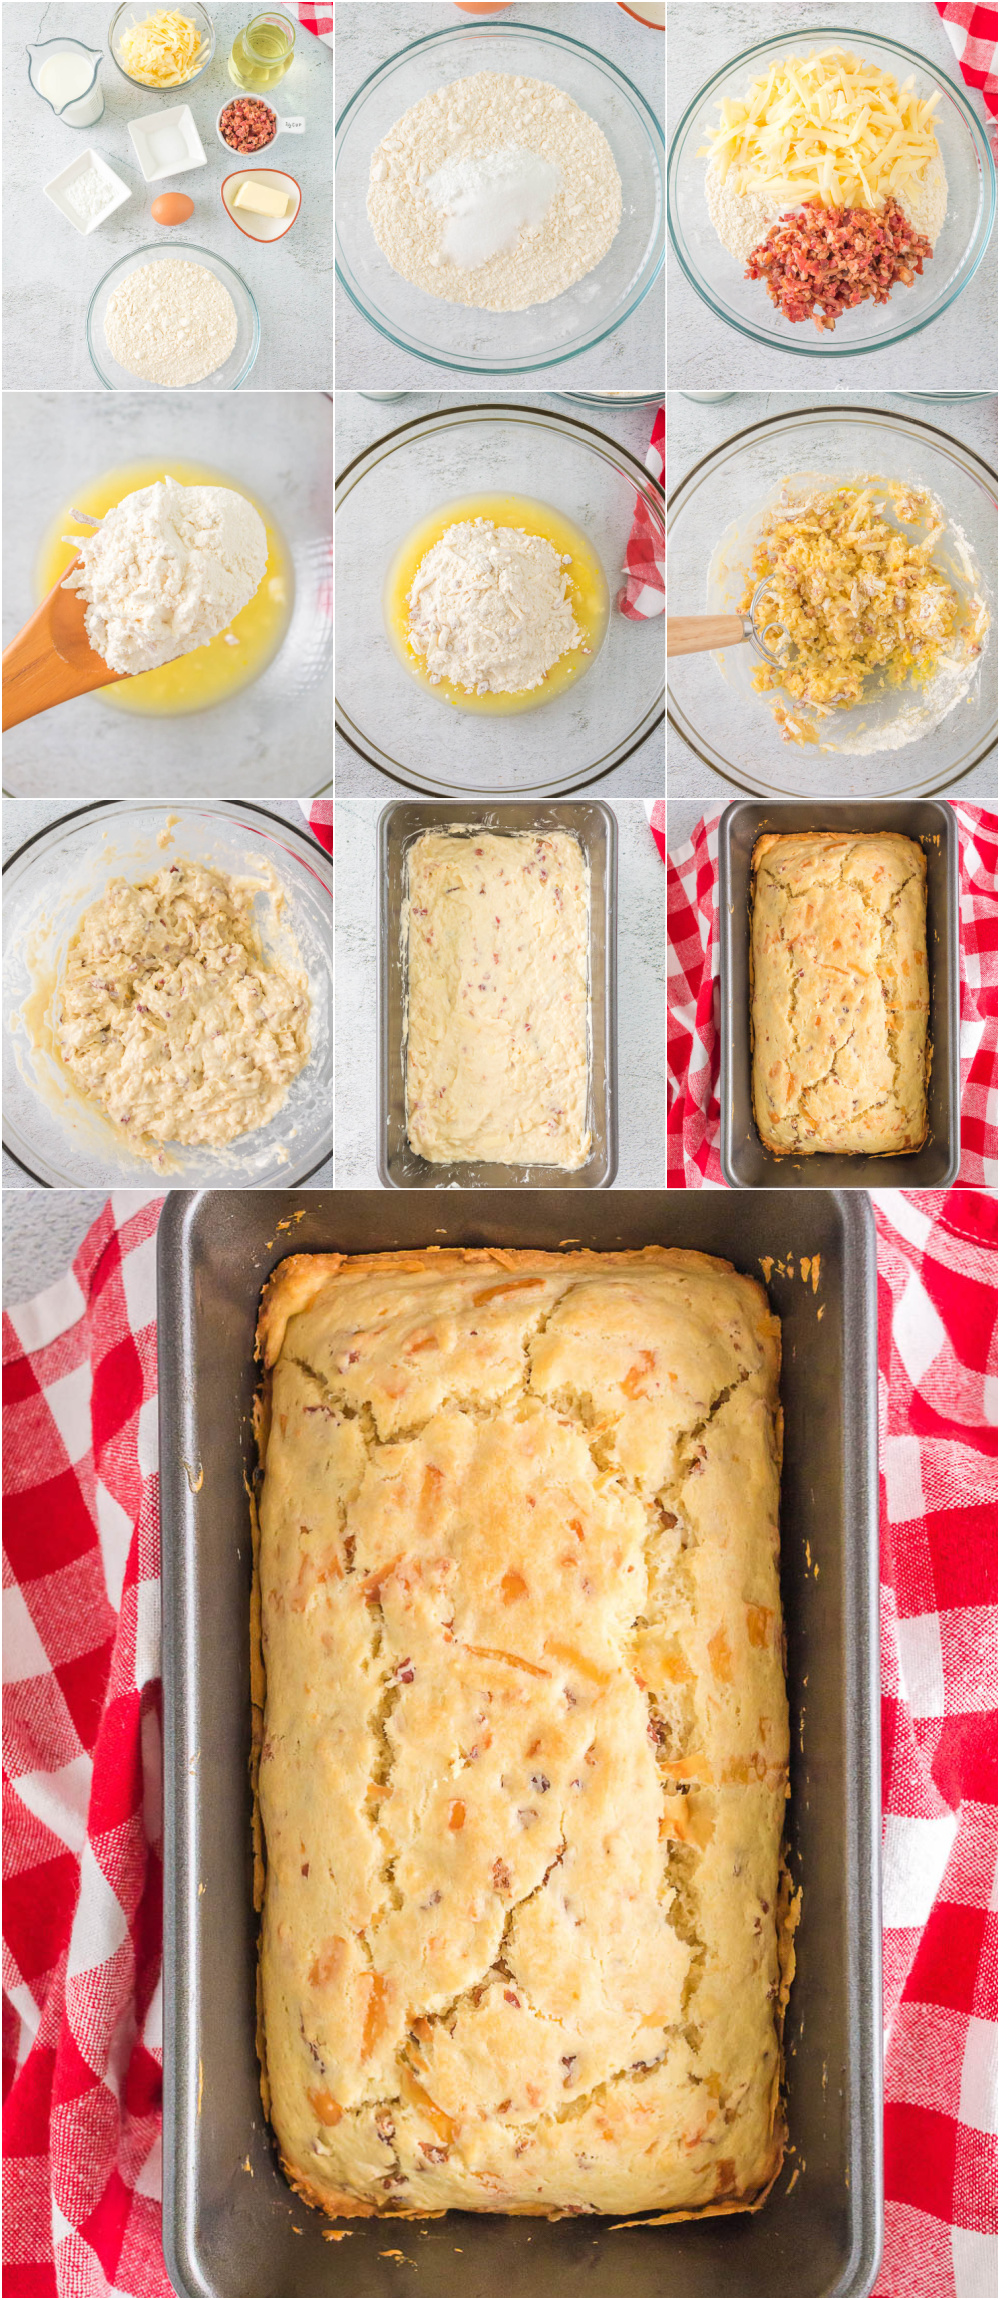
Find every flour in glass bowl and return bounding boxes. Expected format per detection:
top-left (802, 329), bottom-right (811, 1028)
top-left (366, 71), bottom-right (622, 311)
top-left (104, 260), bottom-right (239, 387)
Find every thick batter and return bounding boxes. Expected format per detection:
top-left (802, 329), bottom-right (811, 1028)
top-left (55, 856), bottom-right (310, 1160)
top-left (404, 829), bottom-right (590, 1169)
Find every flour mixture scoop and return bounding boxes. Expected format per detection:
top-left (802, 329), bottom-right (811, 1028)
top-left (2, 560), bottom-right (128, 730)
top-left (667, 576), bottom-right (791, 663)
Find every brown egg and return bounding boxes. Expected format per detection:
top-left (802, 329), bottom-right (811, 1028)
top-left (151, 192), bottom-right (194, 226)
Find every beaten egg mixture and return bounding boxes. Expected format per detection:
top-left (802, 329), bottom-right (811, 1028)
top-left (740, 482), bottom-right (971, 739)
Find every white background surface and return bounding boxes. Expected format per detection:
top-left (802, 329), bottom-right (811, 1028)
top-left (666, 0), bottom-right (999, 392)
top-left (335, 388), bottom-right (666, 795)
top-left (334, 796), bottom-right (666, 1187)
top-left (3, 1), bottom-right (332, 389)
top-left (2, 798), bottom-right (334, 1190)
top-left (335, 0), bottom-right (665, 390)
top-left (2, 390), bottom-right (333, 796)
top-left (666, 389), bottom-right (999, 799)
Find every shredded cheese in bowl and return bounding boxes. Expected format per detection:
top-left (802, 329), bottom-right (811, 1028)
top-left (698, 48), bottom-right (942, 214)
top-left (115, 9), bottom-right (209, 87)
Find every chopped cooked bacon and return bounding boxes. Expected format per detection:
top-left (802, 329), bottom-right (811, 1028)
top-left (746, 200), bottom-right (934, 333)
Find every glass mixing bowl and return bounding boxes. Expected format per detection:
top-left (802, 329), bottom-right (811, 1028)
top-left (3, 393), bottom-right (332, 800)
top-left (3, 802), bottom-right (332, 1189)
top-left (668, 405), bottom-right (997, 797)
top-left (108, 2), bottom-right (216, 91)
top-left (87, 243), bottom-right (260, 390)
top-left (336, 401), bottom-right (665, 795)
top-left (668, 25), bottom-right (996, 361)
top-left (336, 19), bottom-right (664, 375)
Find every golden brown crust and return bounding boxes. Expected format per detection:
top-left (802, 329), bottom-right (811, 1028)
top-left (253, 1245), bottom-right (791, 2223)
top-left (749, 829), bottom-right (930, 1158)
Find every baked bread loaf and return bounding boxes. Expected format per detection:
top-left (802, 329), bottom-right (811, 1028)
top-left (403, 829), bottom-right (590, 1169)
top-left (253, 1245), bottom-right (792, 2222)
top-left (750, 829), bottom-right (930, 1156)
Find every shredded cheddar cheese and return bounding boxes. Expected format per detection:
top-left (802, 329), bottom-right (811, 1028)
top-left (117, 9), bottom-right (207, 86)
top-left (699, 48), bottom-right (942, 212)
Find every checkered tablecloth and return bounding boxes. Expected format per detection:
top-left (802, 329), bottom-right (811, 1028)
top-left (619, 405), bottom-right (665, 621)
top-left (936, 3), bottom-right (998, 128)
top-left (297, 796), bottom-right (332, 855)
top-left (3, 1191), bottom-right (996, 2296)
top-left (667, 808), bottom-right (999, 1190)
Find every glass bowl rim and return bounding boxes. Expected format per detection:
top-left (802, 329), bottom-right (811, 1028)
top-left (2, 798), bottom-right (333, 1190)
top-left (106, 0), bottom-right (217, 91)
top-left (85, 239), bottom-right (261, 391)
top-left (667, 399), bottom-right (998, 796)
top-left (335, 17), bottom-right (665, 378)
top-left (667, 20), bottom-right (998, 361)
top-left (336, 397), bottom-right (665, 794)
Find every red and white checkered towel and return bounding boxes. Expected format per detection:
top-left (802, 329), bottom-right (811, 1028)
top-left (296, 797), bottom-right (332, 856)
top-left (645, 798), bottom-right (665, 861)
top-left (619, 404), bottom-right (665, 622)
top-left (293, 2), bottom-right (332, 46)
top-left (936, 2), bottom-right (998, 130)
top-left (3, 1198), bottom-right (166, 2299)
top-left (870, 1186), bottom-right (997, 2300)
top-left (3, 1192), bottom-right (996, 2296)
top-left (667, 808), bottom-right (999, 1190)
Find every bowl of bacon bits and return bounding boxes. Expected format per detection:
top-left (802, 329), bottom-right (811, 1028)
top-left (668, 28), bottom-right (996, 358)
top-left (217, 97), bottom-right (278, 156)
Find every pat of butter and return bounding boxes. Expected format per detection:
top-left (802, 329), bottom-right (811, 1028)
top-left (234, 179), bottom-right (291, 218)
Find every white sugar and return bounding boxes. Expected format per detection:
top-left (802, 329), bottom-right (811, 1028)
top-left (426, 146), bottom-right (561, 270)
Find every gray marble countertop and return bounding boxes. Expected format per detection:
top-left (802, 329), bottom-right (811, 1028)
top-left (2, 390), bottom-right (333, 797)
top-left (336, 389), bottom-right (665, 796)
top-left (666, 0), bottom-right (998, 393)
top-left (3, 1187), bottom-right (155, 1307)
top-left (667, 389), bottom-right (999, 800)
top-left (3, 1), bottom-right (331, 390)
top-left (2, 798), bottom-right (333, 1190)
top-left (336, 0), bottom-right (664, 390)
top-left (335, 796), bottom-right (666, 1187)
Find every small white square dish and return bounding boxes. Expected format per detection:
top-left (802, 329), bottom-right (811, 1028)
top-left (221, 169), bottom-right (301, 243)
top-left (128, 104), bottom-right (206, 183)
top-left (44, 149), bottom-right (131, 234)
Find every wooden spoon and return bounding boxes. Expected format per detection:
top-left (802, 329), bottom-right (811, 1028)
top-left (668, 579), bottom-right (790, 664)
top-left (2, 560), bottom-right (127, 731)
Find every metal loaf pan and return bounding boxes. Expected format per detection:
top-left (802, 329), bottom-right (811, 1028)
top-left (159, 1188), bottom-right (881, 2300)
top-left (377, 800), bottom-right (618, 1189)
top-left (719, 800), bottom-right (960, 1190)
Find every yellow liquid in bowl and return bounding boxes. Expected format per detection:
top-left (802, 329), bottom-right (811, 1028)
top-left (36, 458), bottom-right (292, 717)
top-left (383, 491), bottom-right (610, 716)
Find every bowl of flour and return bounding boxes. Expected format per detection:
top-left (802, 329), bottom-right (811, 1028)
top-left (668, 26), bottom-right (996, 360)
top-left (337, 17), bottom-right (664, 374)
top-left (87, 242), bottom-right (260, 391)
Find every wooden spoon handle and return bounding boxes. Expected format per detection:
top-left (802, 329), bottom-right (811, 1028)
top-left (2, 574), bottom-right (123, 732)
top-left (667, 614), bottom-right (747, 658)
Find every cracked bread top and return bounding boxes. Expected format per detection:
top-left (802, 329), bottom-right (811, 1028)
top-left (750, 829), bottom-right (930, 1157)
top-left (253, 1245), bottom-right (791, 2222)
top-left (403, 830), bottom-right (591, 1170)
